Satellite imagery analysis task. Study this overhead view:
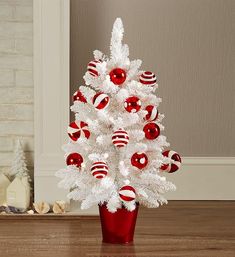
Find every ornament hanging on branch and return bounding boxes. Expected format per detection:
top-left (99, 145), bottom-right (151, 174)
top-left (66, 153), bottom-right (83, 168)
top-left (131, 152), bottom-right (148, 169)
top-left (67, 121), bottom-right (90, 141)
top-left (112, 129), bottom-right (129, 148)
top-left (161, 150), bottom-right (181, 173)
top-left (93, 92), bottom-right (110, 110)
top-left (87, 60), bottom-right (102, 77)
top-left (143, 123), bottom-right (160, 140)
top-left (124, 96), bottom-right (141, 113)
top-left (109, 68), bottom-right (126, 85)
top-left (73, 90), bottom-right (87, 103)
top-left (91, 161), bottom-right (109, 179)
top-left (144, 105), bottom-right (158, 121)
top-left (119, 185), bottom-right (136, 202)
top-left (139, 71), bottom-right (157, 86)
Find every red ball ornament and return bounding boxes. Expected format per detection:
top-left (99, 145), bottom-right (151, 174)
top-left (144, 105), bottom-right (158, 121)
top-left (112, 129), bottom-right (129, 148)
top-left (143, 123), bottom-right (160, 140)
top-left (124, 96), bottom-right (141, 113)
top-left (87, 60), bottom-right (102, 77)
top-left (139, 71), bottom-right (157, 86)
top-left (91, 161), bottom-right (108, 179)
top-left (67, 121), bottom-right (90, 141)
top-left (109, 68), bottom-right (126, 85)
top-left (93, 92), bottom-right (110, 110)
top-left (119, 185), bottom-right (136, 202)
top-left (161, 150), bottom-right (181, 173)
top-left (66, 153), bottom-right (83, 168)
top-left (131, 152), bottom-right (148, 169)
top-left (73, 90), bottom-right (87, 103)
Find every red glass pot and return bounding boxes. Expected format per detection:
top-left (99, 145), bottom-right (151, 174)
top-left (99, 203), bottom-right (139, 244)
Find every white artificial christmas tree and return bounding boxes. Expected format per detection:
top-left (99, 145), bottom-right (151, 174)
top-left (7, 139), bottom-right (31, 209)
top-left (56, 18), bottom-right (181, 213)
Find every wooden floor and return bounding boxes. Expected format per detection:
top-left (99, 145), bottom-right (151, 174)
top-left (0, 201), bottom-right (234, 257)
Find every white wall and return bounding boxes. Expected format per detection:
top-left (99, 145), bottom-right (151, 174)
top-left (0, 0), bottom-right (33, 176)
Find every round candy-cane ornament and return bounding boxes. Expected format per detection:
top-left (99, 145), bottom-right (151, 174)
top-left (93, 92), bottom-right (110, 110)
top-left (119, 185), bottom-right (136, 202)
top-left (67, 121), bottom-right (90, 141)
top-left (161, 150), bottom-right (181, 173)
top-left (112, 129), bottom-right (129, 148)
top-left (144, 105), bottom-right (158, 121)
top-left (91, 161), bottom-right (108, 179)
top-left (139, 71), bottom-right (157, 86)
top-left (87, 60), bottom-right (102, 77)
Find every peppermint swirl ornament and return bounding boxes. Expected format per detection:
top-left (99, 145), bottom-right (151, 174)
top-left (91, 161), bottom-right (108, 179)
top-left (161, 150), bottom-right (181, 173)
top-left (67, 121), bottom-right (90, 141)
top-left (144, 105), bottom-right (158, 121)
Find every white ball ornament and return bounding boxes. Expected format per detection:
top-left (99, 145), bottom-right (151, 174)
top-left (92, 92), bottom-right (110, 110)
top-left (112, 129), bottom-right (129, 148)
top-left (91, 161), bottom-right (108, 179)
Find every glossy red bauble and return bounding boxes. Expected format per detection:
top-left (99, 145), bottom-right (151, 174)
top-left (72, 90), bottom-right (87, 103)
top-left (143, 122), bottom-right (160, 140)
top-left (119, 185), bottom-right (136, 202)
top-left (124, 96), bottom-right (141, 113)
top-left (93, 92), bottom-right (110, 110)
top-left (144, 105), bottom-right (158, 121)
top-left (66, 153), bottom-right (83, 168)
top-left (161, 150), bottom-right (182, 173)
top-left (109, 68), bottom-right (126, 85)
top-left (131, 152), bottom-right (148, 169)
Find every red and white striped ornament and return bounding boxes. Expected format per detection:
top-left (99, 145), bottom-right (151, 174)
top-left (67, 121), bottom-right (90, 141)
top-left (92, 92), bottom-right (110, 110)
top-left (87, 60), bottom-right (102, 77)
top-left (161, 150), bottom-right (182, 173)
top-left (119, 185), bottom-right (136, 202)
top-left (91, 161), bottom-right (108, 179)
top-left (139, 71), bottom-right (157, 86)
top-left (112, 129), bottom-right (129, 148)
top-left (144, 105), bottom-right (158, 121)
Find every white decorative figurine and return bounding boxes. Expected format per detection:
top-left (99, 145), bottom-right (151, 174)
top-left (0, 173), bottom-right (11, 205)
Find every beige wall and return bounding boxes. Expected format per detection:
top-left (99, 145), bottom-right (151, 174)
top-left (0, 0), bottom-right (33, 174)
top-left (70, 0), bottom-right (235, 157)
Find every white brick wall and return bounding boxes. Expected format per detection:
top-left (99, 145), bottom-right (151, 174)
top-left (0, 0), bottom-right (33, 176)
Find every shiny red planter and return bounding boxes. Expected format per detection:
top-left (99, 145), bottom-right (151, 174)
top-left (99, 203), bottom-right (139, 244)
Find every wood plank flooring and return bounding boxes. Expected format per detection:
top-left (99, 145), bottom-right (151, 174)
top-left (0, 201), bottom-right (234, 257)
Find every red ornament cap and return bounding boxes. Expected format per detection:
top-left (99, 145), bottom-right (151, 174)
top-left (66, 153), bottom-right (83, 168)
top-left (143, 122), bottom-right (160, 140)
top-left (124, 96), bottom-right (141, 113)
top-left (131, 152), bottom-right (148, 169)
top-left (119, 185), bottom-right (136, 202)
top-left (161, 150), bottom-right (181, 173)
top-left (109, 68), bottom-right (126, 85)
top-left (73, 90), bottom-right (87, 103)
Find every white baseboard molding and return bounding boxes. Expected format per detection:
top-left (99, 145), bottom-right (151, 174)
top-left (34, 157), bottom-right (235, 215)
